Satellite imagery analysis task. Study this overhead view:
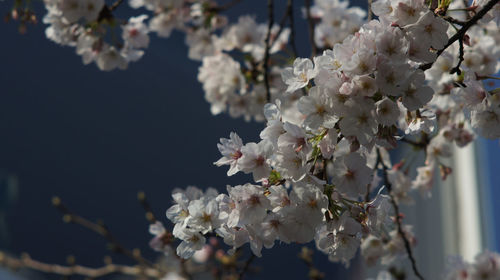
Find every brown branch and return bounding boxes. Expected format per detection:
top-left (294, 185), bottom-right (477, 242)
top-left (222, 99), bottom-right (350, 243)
top-left (304, 0), bottom-right (318, 56)
top-left (298, 247), bottom-right (324, 280)
top-left (209, 0), bottom-right (244, 12)
top-left (51, 197), bottom-right (156, 269)
top-left (109, 0), bottom-right (124, 11)
top-left (237, 253), bottom-right (255, 280)
top-left (440, 15), bottom-right (466, 25)
top-left (287, 0), bottom-right (299, 58)
top-left (0, 252), bottom-right (161, 278)
top-left (419, 0), bottom-right (500, 71)
top-left (263, 0), bottom-right (274, 102)
top-left (449, 36), bottom-right (464, 74)
top-left (270, 0), bottom-right (292, 50)
top-left (137, 191), bottom-right (157, 224)
top-left (377, 149), bottom-right (425, 280)
top-left (368, 0), bottom-right (373, 21)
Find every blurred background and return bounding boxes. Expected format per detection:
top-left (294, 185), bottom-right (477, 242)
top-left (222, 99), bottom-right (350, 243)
top-left (0, 0), bottom-right (499, 279)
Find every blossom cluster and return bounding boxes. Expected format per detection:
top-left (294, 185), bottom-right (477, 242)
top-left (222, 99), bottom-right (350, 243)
top-left (158, 0), bottom-right (500, 276)
top-left (443, 251), bottom-right (500, 280)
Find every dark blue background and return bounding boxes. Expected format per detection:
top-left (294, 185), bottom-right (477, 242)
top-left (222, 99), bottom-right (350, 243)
top-left (0, 1), bottom-right (367, 279)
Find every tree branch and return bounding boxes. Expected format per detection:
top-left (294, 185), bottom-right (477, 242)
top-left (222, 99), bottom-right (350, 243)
top-left (377, 149), bottom-right (425, 280)
top-left (137, 191), bottom-right (157, 224)
top-left (287, 0), bottom-right (299, 58)
top-left (263, 0), bottom-right (274, 102)
top-left (304, 0), bottom-right (319, 56)
top-left (419, 0), bottom-right (500, 71)
top-left (109, 0), bottom-right (124, 12)
top-left (51, 197), bottom-right (156, 269)
top-left (237, 253), bottom-right (255, 280)
top-left (0, 252), bottom-right (161, 278)
top-left (368, 0), bottom-right (374, 21)
top-left (209, 0), bottom-right (244, 12)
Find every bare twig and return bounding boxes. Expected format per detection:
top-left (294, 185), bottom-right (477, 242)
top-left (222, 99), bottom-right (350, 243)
top-left (420, 0), bottom-right (500, 71)
top-left (137, 191), bottom-right (157, 224)
top-left (298, 247), bottom-right (324, 280)
top-left (377, 149), bottom-right (425, 280)
top-left (209, 0), bottom-right (243, 12)
top-left (237, 253), bottom-right (255, 280)
top-left (270, 0), bottom-right (292, 50)
top-left (109, 0), bottom-right (124, 11)
top-left (263, 0), bottom-right (274, 102)
top-left (287, 0), bottom-right (299, 58)
top-left (368, 0), bottom-right (374, 21)
top-left (51, 197), bottom-right (155, 268)
top-left (0, 252), bottom-right (161, 278)
top-left (440, 15), bottom-right (466, 25)
top-left (449, 36), bottom-right (464, 74)
top-left (304, 0), bottom-right (318, 56)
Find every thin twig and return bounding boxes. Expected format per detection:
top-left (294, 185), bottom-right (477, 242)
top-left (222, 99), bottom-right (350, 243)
top-left (377, 149), bottom-right (425, 280)
top-left (440, 15), bottom-right (466, 25)
top-left (419, 0), bottom-right (500, 71)
top-left (368, 0), bottom-right (373, 21)
top-left (209, 0), bottom-right (243, 12)
top-left (263, 0), bottom-right (274, 102)
top-left (270, 0), bottom-right (292, 50)
top-left (52, 197), bottom-right (155, 268)
top-left (109, 0), bottom-right (124, 11)
top-left (287, 0), bottom-right (299, 58)
top-left (237, 254), bottom-right (255, 280)
top-left (304, 0), bottom-right (318, 56)
top-left (298, 247), bottom-right (324, 280)
top-left (0, 252), bottom-right (161, 278)
top-left (137, 191), bottom-right (157, 224)
top-left (449, 36), bottom-right (464, 74)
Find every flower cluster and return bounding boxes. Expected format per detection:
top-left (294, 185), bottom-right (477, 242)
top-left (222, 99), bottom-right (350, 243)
top-left (160, 0), bottom-right (500, 276)
top-left (309, 0), bottom-right (366, 48)
top-left (443, 251), bottom-right (500, 280)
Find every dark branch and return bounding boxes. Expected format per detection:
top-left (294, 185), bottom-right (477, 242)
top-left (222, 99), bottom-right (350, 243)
top-left (449, 36), bottom-right (464, 74)
top-left (298, 247), bottom-right (324, 280)
top-left (270, 0), bottom-right (292, 50)
top-left (51, 197), bottom-right (155, 269)
top-left (377, 149), bottom-right (425, 280)
top-left (287, 0), bottom-right (299, 58)
top-left (0, 252), bottom-right (160, 279)
top-left (440, 15), bottom-right (466, 25)
top-left (237, 253), bottom-right (255, 280)
top-left (137, 191), bottom-right (157, 224)
top-left (368, 0), bottom-right (373, 21)
top-left (263, 0), bottom-right (274, 102)
top-left (419, 0), bottom-right (500, 71)
top-left (109, 0), bottom-right (124, 12)
top-left (209, 0), bottom-right (243, 12)
top-left (304, 0), bottom-right (319, 56)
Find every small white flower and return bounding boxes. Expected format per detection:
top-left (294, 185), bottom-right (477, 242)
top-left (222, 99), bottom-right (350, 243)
top-left (281, 58), bottom-right (318, 93)
top-left (214, 132), bottom-right (244, 176)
